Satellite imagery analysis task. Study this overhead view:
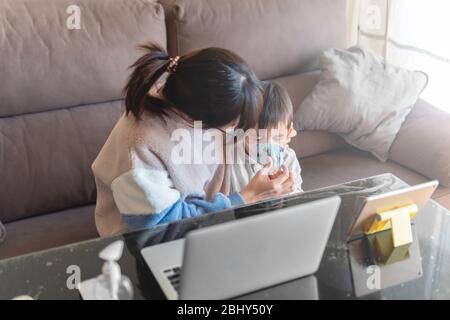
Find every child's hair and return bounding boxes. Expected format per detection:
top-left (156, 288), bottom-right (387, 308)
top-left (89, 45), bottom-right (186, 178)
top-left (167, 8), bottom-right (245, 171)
top-left (258, 82), bottom-right (293, 130)
top-left (124, 42), bottom-right (263, 130)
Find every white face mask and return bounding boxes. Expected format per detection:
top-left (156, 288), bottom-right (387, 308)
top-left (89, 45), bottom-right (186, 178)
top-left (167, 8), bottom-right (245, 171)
top-left (256, 143), bottom-right (286, 170)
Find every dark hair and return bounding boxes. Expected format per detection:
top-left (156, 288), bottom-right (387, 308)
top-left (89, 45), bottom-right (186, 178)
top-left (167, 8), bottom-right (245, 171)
top-left (258, 82), bottom-right (293, 129)
top-left (124, 43), bottom-right (263, 130)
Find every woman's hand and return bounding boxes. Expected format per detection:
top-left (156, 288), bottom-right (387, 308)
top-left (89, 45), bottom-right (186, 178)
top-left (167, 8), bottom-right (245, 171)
top-left (240, 157), bottom-right (295, 204)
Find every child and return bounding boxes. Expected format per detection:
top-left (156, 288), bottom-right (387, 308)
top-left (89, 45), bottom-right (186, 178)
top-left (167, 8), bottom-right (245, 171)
top-left (229, 81), bottom-right (303, 195)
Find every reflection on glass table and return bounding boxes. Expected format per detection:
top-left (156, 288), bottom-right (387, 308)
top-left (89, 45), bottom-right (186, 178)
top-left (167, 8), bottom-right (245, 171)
top-left (0, 174), bottom-right (449, 300)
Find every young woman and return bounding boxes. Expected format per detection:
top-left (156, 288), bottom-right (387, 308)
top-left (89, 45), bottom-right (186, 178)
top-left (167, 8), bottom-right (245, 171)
top-left (92, 43), bottom-right (294, 236)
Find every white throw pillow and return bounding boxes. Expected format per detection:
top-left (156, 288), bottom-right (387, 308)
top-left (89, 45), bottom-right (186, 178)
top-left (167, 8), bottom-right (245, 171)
top-left (294, 47), bottom-right (428, 161)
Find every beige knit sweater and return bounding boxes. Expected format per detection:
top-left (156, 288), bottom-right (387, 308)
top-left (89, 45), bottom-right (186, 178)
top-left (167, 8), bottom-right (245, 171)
top-left (92, 111), bottom-right (231, 236)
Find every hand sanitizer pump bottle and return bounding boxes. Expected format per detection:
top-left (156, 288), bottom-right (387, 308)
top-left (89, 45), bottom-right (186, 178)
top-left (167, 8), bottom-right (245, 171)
top-left (93, 240), bottom-right (134, 300)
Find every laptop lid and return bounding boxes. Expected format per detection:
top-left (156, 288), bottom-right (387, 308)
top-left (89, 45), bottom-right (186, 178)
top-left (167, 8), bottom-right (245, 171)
top-left (178, 196), bottom-right (341, 300)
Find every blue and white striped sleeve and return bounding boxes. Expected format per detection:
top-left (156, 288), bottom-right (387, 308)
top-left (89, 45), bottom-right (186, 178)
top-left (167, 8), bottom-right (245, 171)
top-left (110, 168), bottom-right (244, 232)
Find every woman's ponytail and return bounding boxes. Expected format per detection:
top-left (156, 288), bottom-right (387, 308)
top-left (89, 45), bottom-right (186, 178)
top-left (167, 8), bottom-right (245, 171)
top-left (125, 43), bottom-right (262, 131)
top-left (124, 43), bottom-right (173, 120)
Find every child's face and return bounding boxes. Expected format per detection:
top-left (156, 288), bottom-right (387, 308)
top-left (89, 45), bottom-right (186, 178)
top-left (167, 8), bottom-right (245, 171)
top-left (258, 121), bottom-right (297, 147)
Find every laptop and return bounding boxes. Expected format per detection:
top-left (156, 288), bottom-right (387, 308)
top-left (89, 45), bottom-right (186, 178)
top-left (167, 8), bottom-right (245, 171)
top-left (140, 196), bottom-right (341, 300)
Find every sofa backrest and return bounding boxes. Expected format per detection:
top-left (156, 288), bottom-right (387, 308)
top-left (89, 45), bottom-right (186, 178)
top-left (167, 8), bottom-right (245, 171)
top-left (0, 0), bottom-right (166, 222)
top-left (162, 0), bottom-right (347, 157)
top-left (162, 0), bottom-right (347, 80)
top-left (0, 0), bottom-right (347, 223)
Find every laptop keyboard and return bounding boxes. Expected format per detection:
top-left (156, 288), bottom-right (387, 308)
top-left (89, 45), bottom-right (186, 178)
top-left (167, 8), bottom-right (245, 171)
top-left (163, 266), bottom-right (182, 292)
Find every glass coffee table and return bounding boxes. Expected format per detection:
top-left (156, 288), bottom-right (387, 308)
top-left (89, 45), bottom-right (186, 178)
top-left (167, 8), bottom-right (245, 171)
top-left (1, 174), bottom-right (449, 300)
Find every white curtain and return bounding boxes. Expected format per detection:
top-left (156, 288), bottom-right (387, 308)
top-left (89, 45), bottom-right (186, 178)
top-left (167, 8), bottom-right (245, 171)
top-left (347, 0), bottom-right (450, 113)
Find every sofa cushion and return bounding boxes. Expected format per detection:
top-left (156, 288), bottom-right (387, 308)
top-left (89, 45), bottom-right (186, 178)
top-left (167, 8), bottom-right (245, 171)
top-left (163, 0), bottom-right (346, 80)
top-left (0, 0), bottom-right (166, 117)
top-left (290, 131), bottom-right (346, 159)
top-left (300, 149), bottom-right (450, 209)
top-left (0, 205), bottom-right (97, 260)
top-left (0, 100), bottom-right (122, 223)
top-left (295, 47), bottom-right (428, 162)
top-left (273, 71), bottom-right (320, 113)
top-left (389, 99), bottom-right (450, 187)
top-left (273, 71), bottom-right (346, 158)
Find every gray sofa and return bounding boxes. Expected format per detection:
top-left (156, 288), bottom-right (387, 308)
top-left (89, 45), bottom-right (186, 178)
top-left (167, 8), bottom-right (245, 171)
top-left (1, 0), bottom-right (449, 260)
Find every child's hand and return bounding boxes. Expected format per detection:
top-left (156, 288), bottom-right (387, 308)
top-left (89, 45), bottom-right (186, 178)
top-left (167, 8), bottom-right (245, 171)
top-left (239, 157), bottom-right (295, 204)
top-left (268, 165), bottom-right (288, 180)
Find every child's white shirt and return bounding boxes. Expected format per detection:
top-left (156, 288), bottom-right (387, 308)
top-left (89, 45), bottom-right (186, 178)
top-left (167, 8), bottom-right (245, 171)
top-left (229, 142), bottom-right (303, 194)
